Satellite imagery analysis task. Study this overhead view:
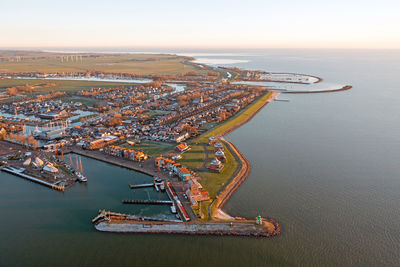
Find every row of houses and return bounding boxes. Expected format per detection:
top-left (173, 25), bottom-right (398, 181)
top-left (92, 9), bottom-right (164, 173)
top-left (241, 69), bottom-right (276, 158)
top-left (104, 145), bottom-right (148, 162)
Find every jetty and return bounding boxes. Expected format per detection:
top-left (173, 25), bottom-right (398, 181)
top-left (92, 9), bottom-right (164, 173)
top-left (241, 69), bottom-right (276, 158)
top-left (129, 181), bottom-right (165, 192)
top-left (122, 200), bottom-right (173, 205)
top-left (129, 183), bottom-right (154, 189)
top-left (93, 215), bottom-right (280, 237)
top-left (283, 85), bottom-right (352, 94)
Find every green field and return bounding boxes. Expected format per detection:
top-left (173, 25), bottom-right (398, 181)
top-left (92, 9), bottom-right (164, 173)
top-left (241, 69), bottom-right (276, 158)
top-left (177, 144), bottom-right (205, 169)
top-left (195, 142), bottom-right (238, 199)
top-left (144, 110), bottom-right (171, 116)
top-left (0, 51), bottom-right (205, 75)
top-left (119, 140), bottom-right (175, 157)
top-left (0, 78), bottom-right (135, 92)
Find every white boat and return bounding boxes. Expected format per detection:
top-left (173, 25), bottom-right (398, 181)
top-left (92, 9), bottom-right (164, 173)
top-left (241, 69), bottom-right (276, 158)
top-left (76, 172), bottom-right (87, 182)
top-left (170, 205), bottom-right (177, 214)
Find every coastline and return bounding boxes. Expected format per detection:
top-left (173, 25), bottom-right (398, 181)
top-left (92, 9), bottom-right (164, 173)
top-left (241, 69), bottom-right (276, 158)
top-left (90, 90), bottom-right (282, 237)
top-left (207, 91), bottom-right (279, 220)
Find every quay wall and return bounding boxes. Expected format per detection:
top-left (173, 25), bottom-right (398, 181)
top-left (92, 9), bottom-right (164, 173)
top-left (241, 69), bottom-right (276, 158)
top-left (69, 148), bottom-right (158, 178)
top-left (95, 220), bottom-right (276, 237)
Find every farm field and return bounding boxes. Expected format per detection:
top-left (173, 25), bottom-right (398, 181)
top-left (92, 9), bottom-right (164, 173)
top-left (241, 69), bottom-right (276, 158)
top-left (0, 51), bottom-right (204, 75)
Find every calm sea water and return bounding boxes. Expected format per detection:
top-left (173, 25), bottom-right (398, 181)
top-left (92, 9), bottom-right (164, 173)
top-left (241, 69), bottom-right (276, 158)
top-left (1, 49), bottom-right (399, 266)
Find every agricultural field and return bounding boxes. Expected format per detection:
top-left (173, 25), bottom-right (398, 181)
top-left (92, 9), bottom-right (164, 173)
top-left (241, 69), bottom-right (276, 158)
top-left (0, 51), bottom-right (205, 75)
top-left (0, 78), bottom-right (134, 93)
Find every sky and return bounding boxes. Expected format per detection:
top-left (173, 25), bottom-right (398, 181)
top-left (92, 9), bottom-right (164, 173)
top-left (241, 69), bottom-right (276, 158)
top-left (1, 0), bottom-right (399, 49)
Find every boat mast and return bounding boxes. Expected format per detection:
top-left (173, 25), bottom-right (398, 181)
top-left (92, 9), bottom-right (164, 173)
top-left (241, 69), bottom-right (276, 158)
top-left (80, 157), bottom-right (83, 175)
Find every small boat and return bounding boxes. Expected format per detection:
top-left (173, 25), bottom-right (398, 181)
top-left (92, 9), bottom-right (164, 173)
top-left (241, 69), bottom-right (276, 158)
top-left (170, 205), bottom-right (177, 214)
top-left (76, 172), bottom-right (87, 182)
top-left (160, 183), bottom-right (165, 191)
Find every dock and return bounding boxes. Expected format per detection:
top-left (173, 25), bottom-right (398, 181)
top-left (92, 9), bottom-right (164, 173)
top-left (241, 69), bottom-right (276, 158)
top-left (129, 183), bottom-right (154, 189)
top-left (122, 200), bottom-right (173, 205)
top-left (129, 181), bottom-right (165, 192)
top-left (1, 165), bottom-right (65, 191)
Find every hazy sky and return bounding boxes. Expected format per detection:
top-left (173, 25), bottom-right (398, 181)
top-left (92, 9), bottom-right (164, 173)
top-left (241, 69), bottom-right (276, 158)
top-left (1, 0), bottom-right (399, 49)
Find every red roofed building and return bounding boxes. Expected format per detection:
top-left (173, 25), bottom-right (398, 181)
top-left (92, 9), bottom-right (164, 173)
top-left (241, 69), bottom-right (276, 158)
top-left (176, 143), bottom-right (190, 152)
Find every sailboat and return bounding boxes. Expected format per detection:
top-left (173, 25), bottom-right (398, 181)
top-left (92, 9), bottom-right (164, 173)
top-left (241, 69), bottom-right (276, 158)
top-left (76, 156), bottom-right (87, 182)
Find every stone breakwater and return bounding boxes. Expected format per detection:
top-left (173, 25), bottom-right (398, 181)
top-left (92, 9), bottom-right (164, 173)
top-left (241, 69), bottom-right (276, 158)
top-left (95, 219), bottom-right (280, 237)
top-left (283, 85), bottom-right (352, 94)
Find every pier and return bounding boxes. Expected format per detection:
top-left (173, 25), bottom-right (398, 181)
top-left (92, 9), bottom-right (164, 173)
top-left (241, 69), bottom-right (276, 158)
top-left (122, 200), bottom-right (173, 205)
top-left (129, 183), bottom-right (154, 189)
top-left (274, 98), bottom-right (290, 102)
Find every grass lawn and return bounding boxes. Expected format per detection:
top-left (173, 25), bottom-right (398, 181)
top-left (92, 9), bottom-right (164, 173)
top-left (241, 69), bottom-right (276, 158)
top-left (119, 140), bottom-right (175, 157)
top-left (200, 200), bottom-right (212, 221)
top-left (177, 144), bottom-right (205, 169)
top-left (195, 143), bottom-right (238, 199)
